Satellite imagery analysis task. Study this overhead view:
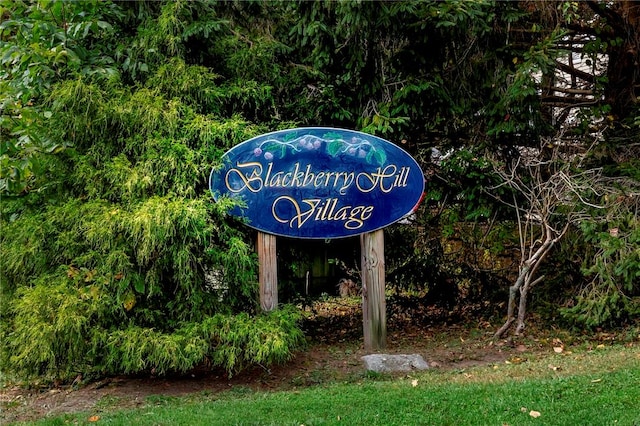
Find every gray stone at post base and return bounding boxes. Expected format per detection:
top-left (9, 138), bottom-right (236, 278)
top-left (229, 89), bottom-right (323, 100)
top-left (361, 354), bottom-right (429, 373)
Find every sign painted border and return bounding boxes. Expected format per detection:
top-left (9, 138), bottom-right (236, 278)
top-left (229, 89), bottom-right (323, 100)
top-left (210, 127), bottom-right (424, 239)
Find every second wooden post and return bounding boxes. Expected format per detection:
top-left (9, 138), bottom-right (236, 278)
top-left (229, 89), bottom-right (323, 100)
top-left (361, 229), bottom-right (386, 351)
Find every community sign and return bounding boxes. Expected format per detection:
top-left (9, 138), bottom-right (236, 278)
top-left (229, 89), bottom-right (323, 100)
top-left (209, 128), bottom-right (424, 239)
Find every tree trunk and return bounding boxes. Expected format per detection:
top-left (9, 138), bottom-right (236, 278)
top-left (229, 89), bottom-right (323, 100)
top-left (515, 278), bottom-right (530, 335)
top-left (588, 1), bottom-right (640, 119)
top-left (494, 268), bottom-right (527, 339)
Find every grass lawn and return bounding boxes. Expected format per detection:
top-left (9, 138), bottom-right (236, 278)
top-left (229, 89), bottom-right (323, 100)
top-left (20, 343), bottom-right (640, 426)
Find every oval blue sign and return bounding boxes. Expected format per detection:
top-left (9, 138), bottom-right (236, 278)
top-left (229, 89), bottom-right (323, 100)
top-left (210, 128), bottom-right (424, 239)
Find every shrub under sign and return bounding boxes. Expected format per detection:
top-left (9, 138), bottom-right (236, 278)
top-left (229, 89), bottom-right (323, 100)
top-left (209, 127), bottom-right (424, 238)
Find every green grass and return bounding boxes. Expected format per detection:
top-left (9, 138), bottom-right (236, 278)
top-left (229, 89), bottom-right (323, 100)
top-left (19, 344), bottom-right (640, 426)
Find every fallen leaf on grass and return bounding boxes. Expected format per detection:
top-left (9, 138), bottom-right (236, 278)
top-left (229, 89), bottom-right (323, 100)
top-left (411, 379), bottom-right (419, 387)
top-left (553, 346), bottom-right (564, 353)
top-left (88, 415), bottom-right (101, 422)
top-left (591, 378), bottom-right (602, 383)
top-left (548, 364), bottom-right (561, 371)
top-left (529, 410), bottom-right (541, 418)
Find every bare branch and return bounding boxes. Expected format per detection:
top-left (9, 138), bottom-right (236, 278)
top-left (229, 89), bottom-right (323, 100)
top-left (489, 134), bottom-right (615, 338)
top-left (553, 60), bottom-right (597, 83)
top-left (547, 86), bottom-right (595, 96)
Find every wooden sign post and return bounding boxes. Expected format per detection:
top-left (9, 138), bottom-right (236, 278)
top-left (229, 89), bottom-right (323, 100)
top-left (257, 231), bottom-right (278, 312)
top-left (361, 229), bottom-right (386, 351)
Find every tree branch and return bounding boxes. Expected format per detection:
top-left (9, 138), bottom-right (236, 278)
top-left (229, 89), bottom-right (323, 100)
top-left (541, 95), bottom-right (599, 106)
top-left (547, 86), bottom-right (595, 96)
top-left (553, 60), bottom-right (597, 84)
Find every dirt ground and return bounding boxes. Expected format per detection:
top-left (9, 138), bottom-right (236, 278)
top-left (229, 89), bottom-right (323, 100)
top-left (0, 303), bottom-right (547, 424)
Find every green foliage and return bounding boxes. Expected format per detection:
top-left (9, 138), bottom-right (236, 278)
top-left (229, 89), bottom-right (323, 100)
top-left (1, 0), bottom-right (303, 381)
top-left (486, 28), bottom-right (567, 141)
top-left (5, 277), bottom-right (109, 377)
top-left (562, 214), bottom-right (640, 327)
top-left (100, 308), bottom-right (304, 377)
top-left (286, 0), bottom-right (514, 140)
top-left (201, 307), bottom-right (305, 374)
top-left (429, 149), bottom-right (508, 222)
top-left (0, 0), bottom-right (121, 195)
top-left (2, 277), bottom-right (303, 378)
